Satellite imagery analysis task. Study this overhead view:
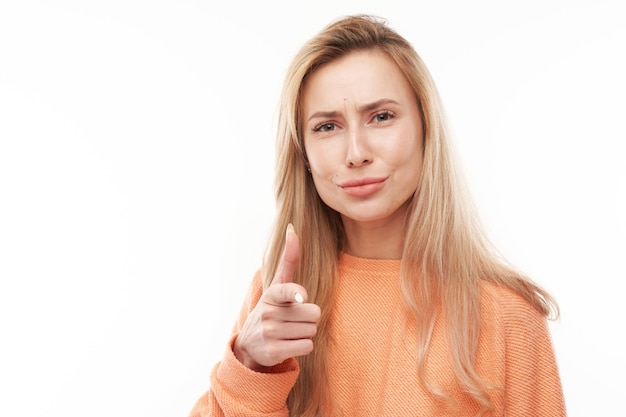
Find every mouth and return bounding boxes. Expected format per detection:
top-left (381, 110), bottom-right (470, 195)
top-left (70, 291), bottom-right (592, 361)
top-left (338, 177), bottom-right (387, 197)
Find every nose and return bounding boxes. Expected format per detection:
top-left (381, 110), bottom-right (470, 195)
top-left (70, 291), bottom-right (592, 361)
top-left (345, 126), bottom-right (372, 168)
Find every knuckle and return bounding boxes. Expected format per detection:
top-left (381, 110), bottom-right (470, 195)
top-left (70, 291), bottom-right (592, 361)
top-left (278, 286), bottom-right (288, 302)
top-left (262, 323), bottom-right (277, 339)
top-left (302, 339), bottom-right (314, 354)
top-left (265, 345), bottom-right (281, 363)
top-left (310, 305), bottom-right (322, 321)
top-left (259, 305), bottom-right (275, 321)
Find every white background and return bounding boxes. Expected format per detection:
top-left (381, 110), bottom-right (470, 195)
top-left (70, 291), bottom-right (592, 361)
top-left (1, 1), bottom-right (624, 416)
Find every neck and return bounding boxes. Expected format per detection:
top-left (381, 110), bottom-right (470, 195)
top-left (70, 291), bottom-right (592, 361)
top-left (341, 215), bottom-right (406, 260)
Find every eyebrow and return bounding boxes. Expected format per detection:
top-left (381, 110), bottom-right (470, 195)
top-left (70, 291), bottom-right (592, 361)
top-left (307, 98), bottom-right (400, 122)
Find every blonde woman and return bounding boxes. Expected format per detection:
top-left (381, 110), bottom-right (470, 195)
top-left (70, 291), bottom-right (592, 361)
top-left (190, 14), bottom-right (566, 417)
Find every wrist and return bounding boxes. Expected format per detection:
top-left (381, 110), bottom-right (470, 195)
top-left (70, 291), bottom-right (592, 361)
top-left (233, 337), bottom-right (272, 373)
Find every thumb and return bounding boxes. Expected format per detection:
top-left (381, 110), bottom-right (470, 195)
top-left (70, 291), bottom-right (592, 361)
top-left (271, 223), bottom-right (300, 286)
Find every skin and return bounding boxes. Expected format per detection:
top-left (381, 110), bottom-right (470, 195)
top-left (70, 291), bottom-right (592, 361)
top-left (303, 49), bottom-right (424, 259)
top-left (234, 225), bottom-right (320, 371)
top-left (233, 49), bottom-right (424, 371)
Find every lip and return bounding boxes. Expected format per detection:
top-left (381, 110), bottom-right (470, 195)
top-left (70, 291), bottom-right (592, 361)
top-left (338, 177), bottom-right (387, 197)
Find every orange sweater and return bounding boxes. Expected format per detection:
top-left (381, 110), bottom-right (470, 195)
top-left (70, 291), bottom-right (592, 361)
top-left (190, 254), bottom-right (566, 416)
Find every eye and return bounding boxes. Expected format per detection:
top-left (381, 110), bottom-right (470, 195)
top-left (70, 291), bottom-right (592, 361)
top-left (313, 122), bottom-right (338, 132)
top-left (372, 111), bottom-right (395, 123)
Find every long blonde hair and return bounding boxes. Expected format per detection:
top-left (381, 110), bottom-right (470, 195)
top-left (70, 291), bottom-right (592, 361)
top-left (262, 14), bottom-right (558, 417)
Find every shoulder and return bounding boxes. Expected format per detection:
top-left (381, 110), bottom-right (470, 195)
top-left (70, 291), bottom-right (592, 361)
top-left (479, 281), bottom-right (547, 332)
top-left (479, 281), bottom-right (556, 360)
top-left (478, 284), bottom-right (565, 413)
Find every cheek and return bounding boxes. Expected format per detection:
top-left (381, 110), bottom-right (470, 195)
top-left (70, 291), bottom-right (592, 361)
top-left (392, 140), bottom-right (424, 186)
top-left (310, 164), bottom-right (337, 187)
top-left (305, 143), bottom-right (334, 177)
top-left (309, 167), bottom-right (339, 208)
top-left (305, 153), bottom-right (330, 188)
top-left (308, 157), bottom-right (325, 177)
top-left (389, 139), bottom-right (422, 167)
top-left (408, 151), bottom-right (424, 180)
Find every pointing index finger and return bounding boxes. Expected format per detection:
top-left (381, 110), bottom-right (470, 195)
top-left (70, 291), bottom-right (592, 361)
top-left (271, 223), bottom-right (300, 286)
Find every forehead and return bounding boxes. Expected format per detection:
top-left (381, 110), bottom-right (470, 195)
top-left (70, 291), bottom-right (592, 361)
top-left (301, 49), bottom-right (412, 111)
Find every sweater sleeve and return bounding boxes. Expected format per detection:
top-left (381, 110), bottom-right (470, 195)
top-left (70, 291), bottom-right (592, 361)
top-left (502, 293), bottom-right (567, 416)
top-left (188, 270), bottom-right (300, 417)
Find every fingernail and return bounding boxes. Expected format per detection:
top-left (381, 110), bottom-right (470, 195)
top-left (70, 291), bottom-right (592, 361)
top-left (294, 292), bottom-right (304, 304)
top-left (286, 223), bottom-right (294, 236)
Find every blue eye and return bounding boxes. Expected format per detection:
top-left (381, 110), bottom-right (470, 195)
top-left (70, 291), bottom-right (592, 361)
top-left (373, 111), bottom-right (394, 123)
top-left (313, 122), bottom-right (337, 132)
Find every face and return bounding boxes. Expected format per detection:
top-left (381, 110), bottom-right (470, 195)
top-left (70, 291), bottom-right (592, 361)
top-left (302, 49), bottom-right (424, 229)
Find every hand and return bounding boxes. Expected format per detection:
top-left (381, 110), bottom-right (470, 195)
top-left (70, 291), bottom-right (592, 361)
top-left (233, 224), bottom-right (321, 371)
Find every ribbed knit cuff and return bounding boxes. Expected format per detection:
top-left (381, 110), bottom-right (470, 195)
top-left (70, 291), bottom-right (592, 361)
top-left (210, 333), bottom-right (299, 415)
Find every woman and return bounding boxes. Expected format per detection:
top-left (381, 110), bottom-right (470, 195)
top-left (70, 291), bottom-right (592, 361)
top-left (190, 14), bottom-right (566, 417)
